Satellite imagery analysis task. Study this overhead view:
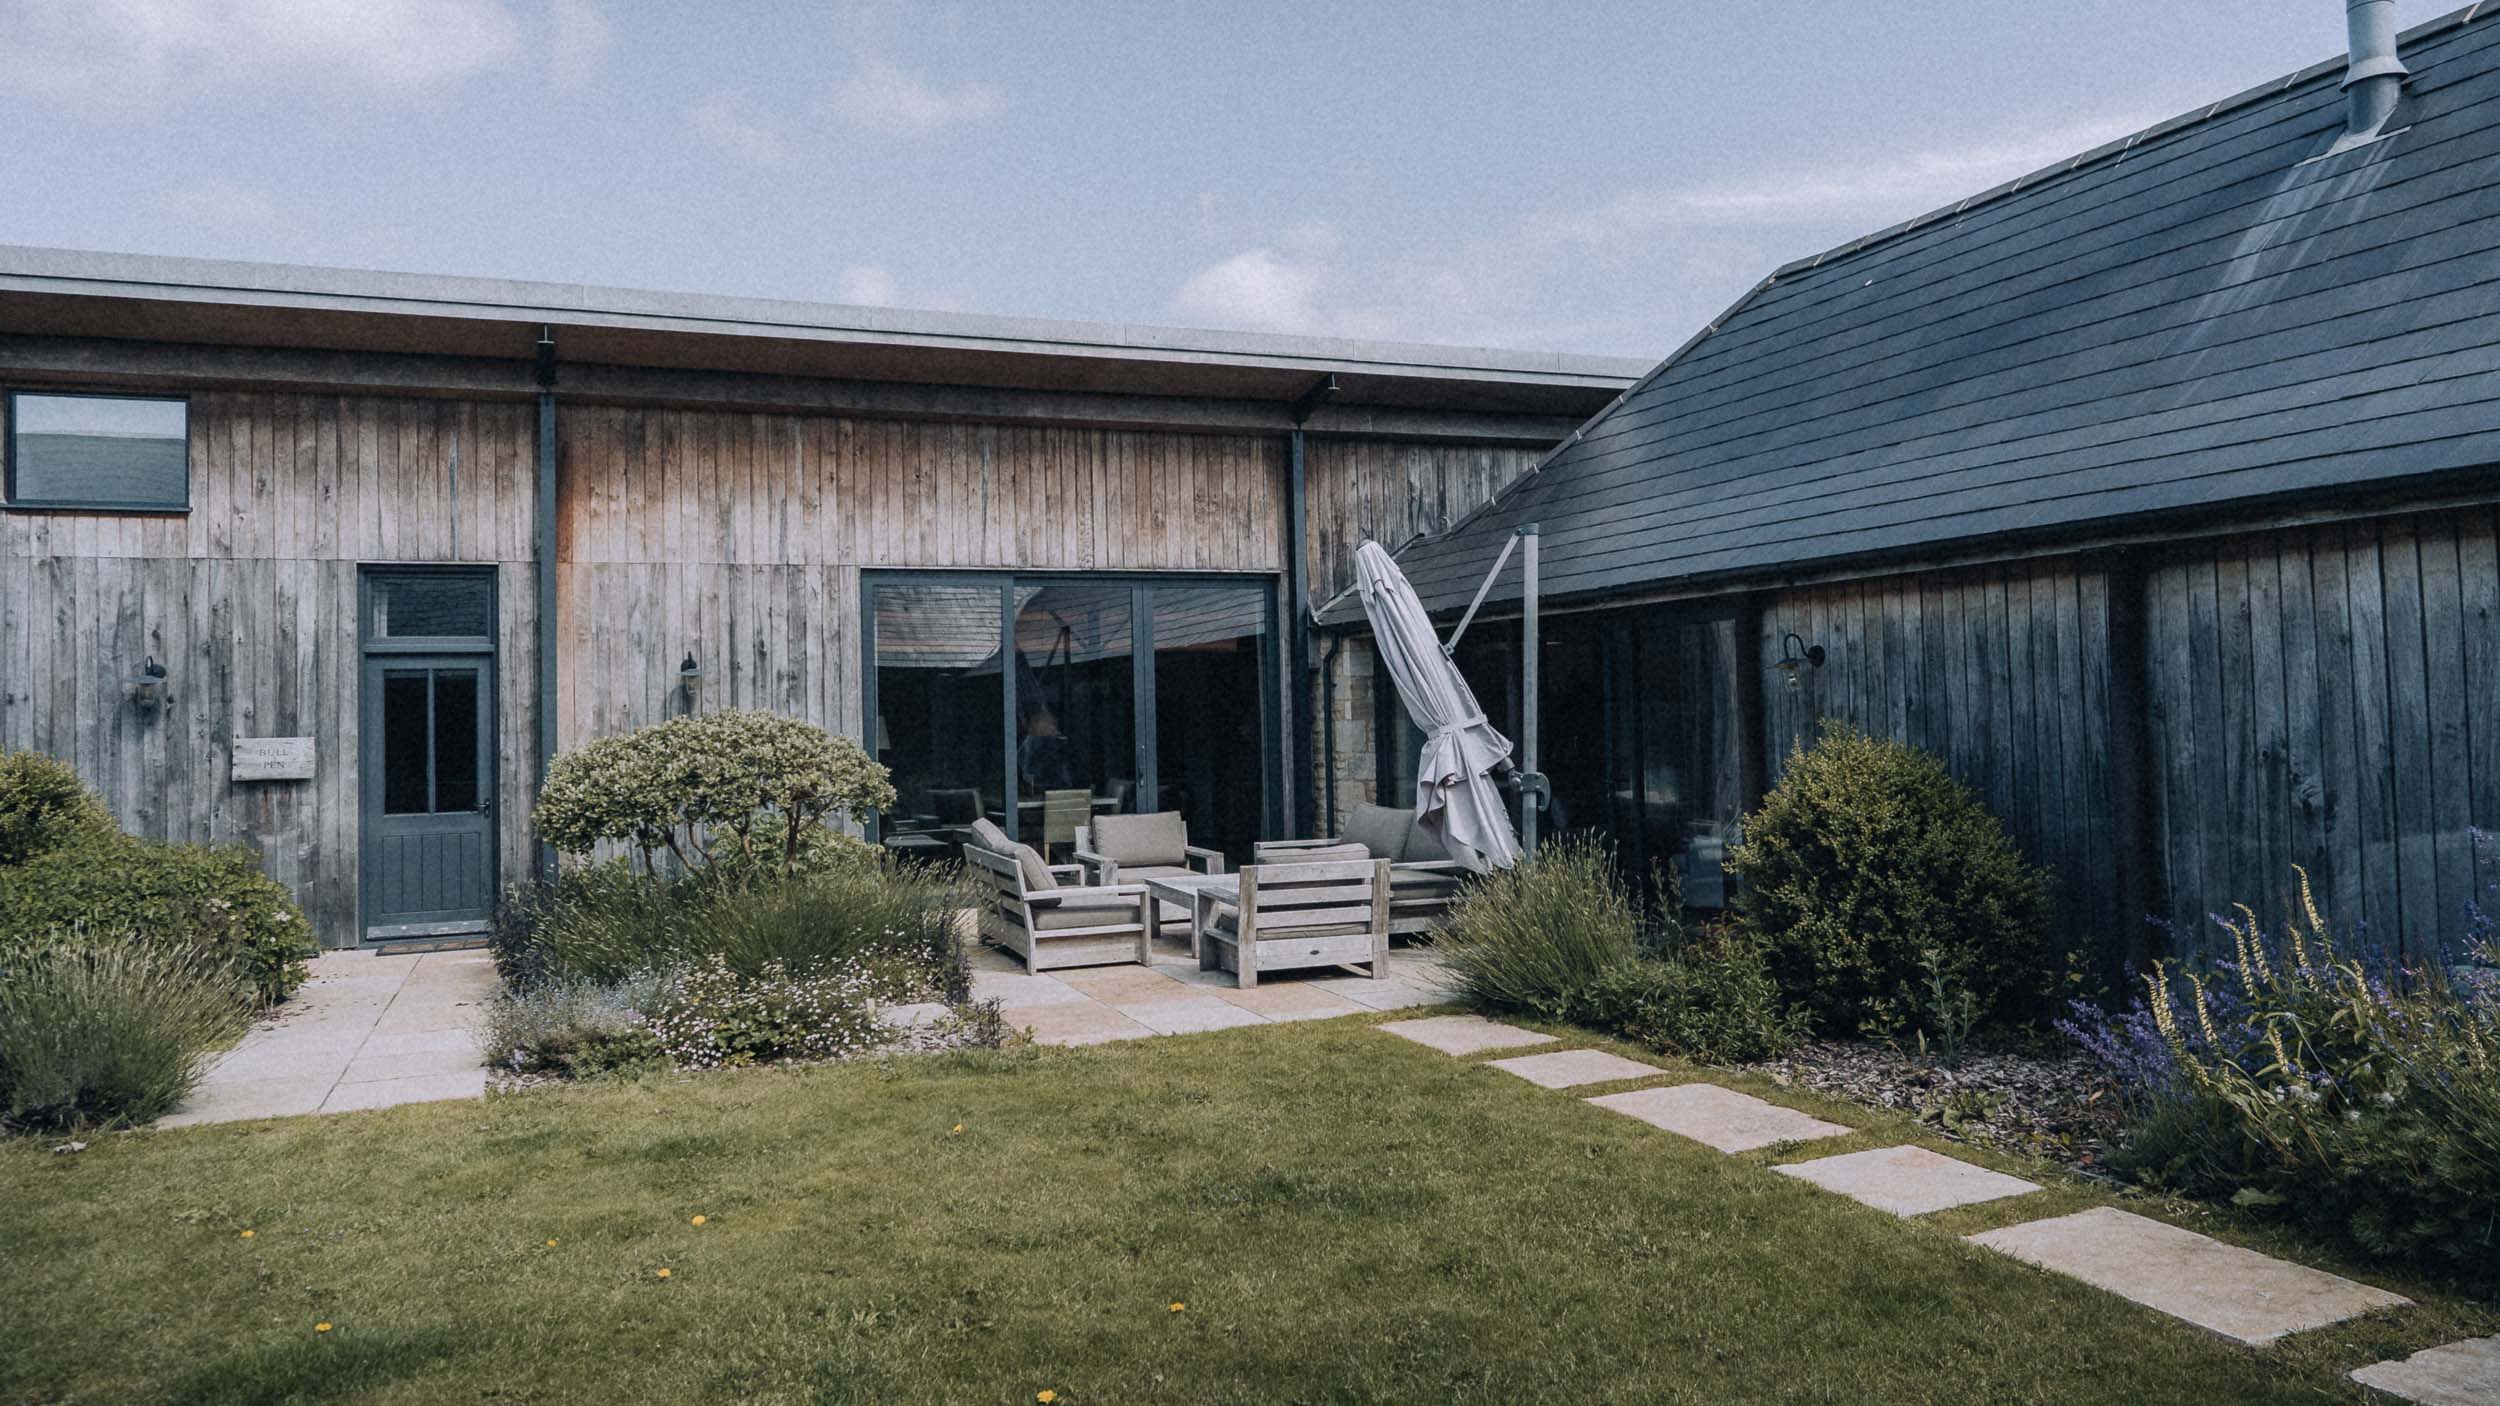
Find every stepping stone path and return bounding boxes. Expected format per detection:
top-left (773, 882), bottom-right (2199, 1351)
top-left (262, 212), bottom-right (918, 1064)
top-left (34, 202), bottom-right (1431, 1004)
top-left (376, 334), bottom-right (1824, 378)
top-left (1486, 1048), bottom-right (1665, 1089)
top-left (1967, 1207), bottom-right (2411, 1347)
top-left (1584, 1083), bottom-right (1850, 1153)
top-left (1775, 1145), bottom-right (2040, 1217)
top-left (2350, 1334), bottom-right (2500, 1404)
top-left (1375, 1021), bottom-right (2427, 1363)
top-left (1377, 1014), bottom-right (1559, 1056)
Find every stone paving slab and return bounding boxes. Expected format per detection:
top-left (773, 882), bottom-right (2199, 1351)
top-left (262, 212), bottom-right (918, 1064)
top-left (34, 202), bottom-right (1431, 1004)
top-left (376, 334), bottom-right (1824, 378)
top-left (968, 971), bottom-right (1093, 1007)
top-left (1117, 997), bottom-right (1271, 1036)
top-left (1214, 983), bottom-right (1369, 1021)
top-left (1486, 1048), bottom-right (1666, 1089)
top-left (880, 1002), bottom-right (952, 1029)
top-left (2350, 1334), bottom-right (2500, 1404)
top-left (1585, 1083), bottom-right (1851, 1153)
top-left (1966, 1207), bottom-right (2411, 1346)
top-left (1000, 1001), bottom-right (1157, 1046)
top-left (1775, 1144), bottom-right (2041, 1217)
top-left (1378, 1014), bottom-right (1560, 1056)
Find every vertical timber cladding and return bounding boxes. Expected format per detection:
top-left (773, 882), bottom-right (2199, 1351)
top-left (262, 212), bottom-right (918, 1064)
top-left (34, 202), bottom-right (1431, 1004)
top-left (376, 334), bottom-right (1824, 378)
top-left (551, 406), bottom-right (1291, 759)
top-left (0, 390), bottom-right (541, 947)
top-left (1759, 558), bottom-right (2120, 954)
top-left (2144, 504), bottom-right (2500, 960)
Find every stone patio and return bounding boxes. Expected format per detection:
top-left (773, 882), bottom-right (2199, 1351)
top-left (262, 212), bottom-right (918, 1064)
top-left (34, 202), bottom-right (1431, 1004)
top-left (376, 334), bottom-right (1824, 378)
top-left (162, 948), bottom-right (498, 1126)
top-left (971, 934), bottom-right (1458, 1044)
top-left (1966, 1207), bottom-right (2412, 1347)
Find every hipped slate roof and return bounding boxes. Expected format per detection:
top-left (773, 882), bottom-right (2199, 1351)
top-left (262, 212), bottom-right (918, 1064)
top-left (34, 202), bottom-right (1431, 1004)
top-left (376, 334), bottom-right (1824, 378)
top-left (1344, 4), bottom-right (2500, 623)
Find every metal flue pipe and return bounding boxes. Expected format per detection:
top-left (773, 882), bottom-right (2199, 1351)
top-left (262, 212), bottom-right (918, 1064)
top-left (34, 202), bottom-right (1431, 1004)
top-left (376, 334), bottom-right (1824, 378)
top-left (2342, 0), bottom-right (2408, 142)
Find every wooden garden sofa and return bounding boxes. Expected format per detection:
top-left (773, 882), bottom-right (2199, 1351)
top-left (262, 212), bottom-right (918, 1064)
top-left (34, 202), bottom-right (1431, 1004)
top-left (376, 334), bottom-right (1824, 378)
top-left (962, 821), bottom-right (1153, 974)
top-left (1253, 802), bottom-right (1465, 939)
top-left (1074, 811), bottom-right (1225, 930)
top-left (1195, 855), bottom-right (1392, 989)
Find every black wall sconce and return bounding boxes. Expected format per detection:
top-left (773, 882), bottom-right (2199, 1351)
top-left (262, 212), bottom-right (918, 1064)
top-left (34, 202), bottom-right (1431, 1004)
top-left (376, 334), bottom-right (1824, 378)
top-left (678, 651), bottom-right (703, 711)
top-left (131, 655), bottom-right (168, 711)
top-left (1773, 631), bottom-right (1826, 689)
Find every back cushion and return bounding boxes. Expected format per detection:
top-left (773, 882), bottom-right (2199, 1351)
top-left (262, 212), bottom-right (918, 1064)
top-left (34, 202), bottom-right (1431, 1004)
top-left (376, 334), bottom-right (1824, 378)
top-left (967, 817), bottom-right (1014, 855)
top-left (1402, 815), bottom-right (1454, 864)
top-left (1264, 843), bottom-right (1374, 869)
top-left (1091, 811), bottom-right (1187, 866)
top-left (1343, 803), bottom-right (1414, 860)
top-left (1012, 843), bottom-right (1061, 907)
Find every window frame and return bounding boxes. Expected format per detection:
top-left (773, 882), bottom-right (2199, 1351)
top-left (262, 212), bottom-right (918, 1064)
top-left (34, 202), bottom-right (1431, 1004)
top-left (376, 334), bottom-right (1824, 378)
top-left (2, 388), bottom-right (194, 514)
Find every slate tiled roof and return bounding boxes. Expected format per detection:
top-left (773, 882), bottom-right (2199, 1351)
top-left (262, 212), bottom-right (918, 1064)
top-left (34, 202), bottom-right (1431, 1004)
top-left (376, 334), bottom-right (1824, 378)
top-left (1353, 5), bottom-right (2500, 622)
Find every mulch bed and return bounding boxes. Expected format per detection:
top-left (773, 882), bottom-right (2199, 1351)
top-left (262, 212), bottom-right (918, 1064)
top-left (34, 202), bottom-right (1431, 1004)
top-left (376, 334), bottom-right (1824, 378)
top-left (1742, 1038), bottom-right (2127, 1178)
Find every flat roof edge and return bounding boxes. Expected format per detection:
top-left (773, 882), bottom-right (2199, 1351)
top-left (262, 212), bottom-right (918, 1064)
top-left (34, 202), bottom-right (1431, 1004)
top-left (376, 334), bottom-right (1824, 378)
top-left (0, 244), bottom-right (1649, 387)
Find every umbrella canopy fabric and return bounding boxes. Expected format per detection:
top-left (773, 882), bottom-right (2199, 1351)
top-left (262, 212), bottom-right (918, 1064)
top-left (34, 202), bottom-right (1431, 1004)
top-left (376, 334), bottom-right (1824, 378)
top-left (1353, 539), bottom-right (1523, 872)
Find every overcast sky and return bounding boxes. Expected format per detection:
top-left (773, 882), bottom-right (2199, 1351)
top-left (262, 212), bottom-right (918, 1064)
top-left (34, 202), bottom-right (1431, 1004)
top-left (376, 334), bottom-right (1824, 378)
top-left (0, 0), bottom-right (2424, 358)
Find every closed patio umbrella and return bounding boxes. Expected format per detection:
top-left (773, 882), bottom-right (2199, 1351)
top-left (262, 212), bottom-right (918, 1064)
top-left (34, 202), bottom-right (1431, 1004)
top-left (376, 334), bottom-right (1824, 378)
top-left (1353, 539), bottom-right (1523, 872)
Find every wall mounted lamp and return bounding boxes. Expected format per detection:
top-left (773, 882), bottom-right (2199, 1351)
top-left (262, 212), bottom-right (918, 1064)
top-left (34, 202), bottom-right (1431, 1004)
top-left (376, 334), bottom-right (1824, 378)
top-left (678, 651), bottom-right (703, 711)
top-left (131, 655), bottom-right (168, 711)
top-left (1773, 632), bottom-right (1826, 689)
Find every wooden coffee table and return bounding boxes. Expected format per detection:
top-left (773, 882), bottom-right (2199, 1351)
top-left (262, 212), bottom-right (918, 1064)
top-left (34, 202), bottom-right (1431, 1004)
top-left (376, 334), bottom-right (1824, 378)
top-left (1139, 873), bottom-right (1237, 959)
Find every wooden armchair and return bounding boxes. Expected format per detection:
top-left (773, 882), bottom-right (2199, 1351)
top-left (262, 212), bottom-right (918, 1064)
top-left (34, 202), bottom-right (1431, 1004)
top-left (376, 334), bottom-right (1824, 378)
top-left (1255, 802), bottom-right (1465, 940)
top-left (1197, 856), bottom-right (1391, 989)
top-left (963, 843), bottom-right (1153, 974)
top-left (1072, 811), bottom-right (1226, 885)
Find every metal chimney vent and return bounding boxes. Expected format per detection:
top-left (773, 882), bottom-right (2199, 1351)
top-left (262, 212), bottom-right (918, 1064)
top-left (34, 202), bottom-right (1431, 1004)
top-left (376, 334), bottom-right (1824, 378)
top-left (2335, 0), bottom-right (2410, 152)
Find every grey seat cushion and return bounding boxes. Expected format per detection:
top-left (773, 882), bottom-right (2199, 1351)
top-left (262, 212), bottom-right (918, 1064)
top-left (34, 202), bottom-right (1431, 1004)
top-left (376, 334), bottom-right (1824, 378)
top-left (1010, 842), bottom-right (1060, 906)
top-left (1090, 811), bottom-right (1188, 866)
top-left (967, 817), bottom-right (1015, 855)
top-left (1342, 803), bottom-right (1414, 860)
top-left (1401, 815), bottom-right (1454, 864)
top-left (1029, 894), bottom-right (1143, 931)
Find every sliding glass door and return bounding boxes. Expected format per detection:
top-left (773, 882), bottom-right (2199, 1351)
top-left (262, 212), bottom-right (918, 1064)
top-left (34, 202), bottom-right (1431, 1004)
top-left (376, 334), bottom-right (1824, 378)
top-left (866, 573), bottom-right (1278, 865)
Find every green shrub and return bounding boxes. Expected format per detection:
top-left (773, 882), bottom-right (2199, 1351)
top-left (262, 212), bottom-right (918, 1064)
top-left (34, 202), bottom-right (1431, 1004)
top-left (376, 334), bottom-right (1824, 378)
top-left (1439, 836), bottom-right (1640, 1018)
top-left (493, 854), bottom-right (970, 1000)
top-left (1727, 724), bottom-right (2053, 1037)
top-left (1575, 927), bottom-right (1811, 1064)
top-left (2120, 888), bottom-right (2500, 1273)
top-left (0, 842), bottom-right (310, 1005)
top-left (477, 975), bottom-right (667, 1079)
top-left (0, 750), bottom-right (116, 867)
top-left (0, 941), bottom-right (252, 1131)
top-left (534, 710), bottom-right (897, 881)
top-left (645, 955), bottom-right (884, 1069)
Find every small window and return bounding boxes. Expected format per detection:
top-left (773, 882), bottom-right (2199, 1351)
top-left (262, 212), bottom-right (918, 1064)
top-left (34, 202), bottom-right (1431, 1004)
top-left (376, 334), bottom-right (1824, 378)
top-left (369, 573), bottom-right (494, 641)
top-left (5, 392), bottom-right (190, 511)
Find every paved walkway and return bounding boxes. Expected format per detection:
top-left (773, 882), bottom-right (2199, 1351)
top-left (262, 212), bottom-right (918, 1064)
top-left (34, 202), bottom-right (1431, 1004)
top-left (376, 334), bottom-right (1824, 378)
top-left (1378, 1014), bottom-right (2478, 1402)
top-left (969, 932), bottom-right (1457, 1043)
top-left (161, 949), bottom-right (497, 1127)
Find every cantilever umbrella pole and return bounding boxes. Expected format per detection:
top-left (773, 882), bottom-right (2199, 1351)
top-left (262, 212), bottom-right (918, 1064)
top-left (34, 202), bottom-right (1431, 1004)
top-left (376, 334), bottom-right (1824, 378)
top-left (1441, 523), bottom-right (1544, 852)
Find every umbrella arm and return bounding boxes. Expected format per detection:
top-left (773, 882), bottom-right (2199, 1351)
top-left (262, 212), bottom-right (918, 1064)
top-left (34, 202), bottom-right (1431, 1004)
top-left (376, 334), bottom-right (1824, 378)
top-left (1495, 763), bottom-right (1550, 812)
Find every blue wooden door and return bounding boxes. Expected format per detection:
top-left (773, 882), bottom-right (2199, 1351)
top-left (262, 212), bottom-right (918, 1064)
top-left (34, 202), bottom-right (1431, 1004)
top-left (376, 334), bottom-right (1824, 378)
top-left (361, 655), bottom-right (497, 940)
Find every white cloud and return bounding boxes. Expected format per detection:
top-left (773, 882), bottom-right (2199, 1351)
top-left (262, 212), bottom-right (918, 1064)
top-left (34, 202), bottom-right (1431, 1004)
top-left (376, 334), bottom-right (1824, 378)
top-left (836, 264), bottom-right (898, 306)
top-left (0, 0), bottom-right (523, 102)
top-left (1168, 243), bottom-right (1417, 342)
top-left (1540, 115), bottom-right (2161, 244)
top-left (828, 58), bottom-right (1002, 135)
top-left (688, 89), bottom-right (786, 165)
top-left (546, 0), bottom-right (608, 92)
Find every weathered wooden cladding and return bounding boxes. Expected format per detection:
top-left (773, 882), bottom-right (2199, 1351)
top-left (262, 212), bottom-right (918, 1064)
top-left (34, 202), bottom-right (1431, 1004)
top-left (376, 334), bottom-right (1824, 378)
top-left (1756, 502), bottom-right (2499, 961)
top-left (1303, 438), bottom-right (1542, 608)
top-left (2142, 505), bottom-right (2500, 957)
top-left (0, 391), bottom-right (540, 946)
top-left (1762, 558), bottom-right (2121, 953)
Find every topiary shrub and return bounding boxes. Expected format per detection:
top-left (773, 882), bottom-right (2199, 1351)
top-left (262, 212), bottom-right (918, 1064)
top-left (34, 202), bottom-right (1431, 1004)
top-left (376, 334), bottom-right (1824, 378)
top-left (1574, 924), bottom-right (1811, 1064)
top-left (0, 941), bottom-right (253, 1131)
top-left (1727, 723), bottom-right (2053, 1038)
top-left (0, 749), bottom-right (116, 867)
top-left (533, 710), bottom-right (897, 882)
top-left (0, 843), bottom-right (311, 1005)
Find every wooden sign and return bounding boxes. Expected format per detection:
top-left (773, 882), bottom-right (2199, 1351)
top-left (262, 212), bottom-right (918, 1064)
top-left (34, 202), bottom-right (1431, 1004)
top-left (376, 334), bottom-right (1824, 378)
top-left (232, 736), bottom-right (317, 782)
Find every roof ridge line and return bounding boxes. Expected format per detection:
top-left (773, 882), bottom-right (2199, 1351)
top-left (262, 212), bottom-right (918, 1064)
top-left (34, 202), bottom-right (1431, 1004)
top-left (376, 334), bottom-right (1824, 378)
top-left (1761, 1), bottom-right (2497, 284)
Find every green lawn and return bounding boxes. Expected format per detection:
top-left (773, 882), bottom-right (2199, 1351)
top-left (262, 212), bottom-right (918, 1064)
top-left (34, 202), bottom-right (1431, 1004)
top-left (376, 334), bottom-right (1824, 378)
top-left (5, 1014), bottom-right (2490, 1405)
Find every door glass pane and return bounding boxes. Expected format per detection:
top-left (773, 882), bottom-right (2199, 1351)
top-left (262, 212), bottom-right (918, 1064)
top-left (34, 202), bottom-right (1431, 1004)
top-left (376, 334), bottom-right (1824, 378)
top-left (1014, 583), bottom-right (1135, 853)
top-left (381, 672), bottom-right (431, 815)
top-left (371, 574), bottom-right (492, 638)
top-left (872, 583), bottom-right (1005, 856)
top-left (432, 670), bottom-right (482, 813)
top-left (1634, 611), bottom-right (1742, 908)
top-left (1150, 585), bottom-right (1269, 865)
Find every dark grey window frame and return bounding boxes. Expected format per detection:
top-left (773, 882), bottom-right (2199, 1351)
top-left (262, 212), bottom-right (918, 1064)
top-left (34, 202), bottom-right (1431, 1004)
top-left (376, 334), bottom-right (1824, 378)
top-left (2, 388), bottom-right (194, 514)
top-left (859, 569), bottom-right (1284, 848)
